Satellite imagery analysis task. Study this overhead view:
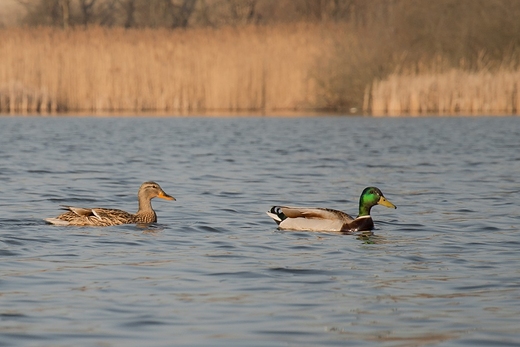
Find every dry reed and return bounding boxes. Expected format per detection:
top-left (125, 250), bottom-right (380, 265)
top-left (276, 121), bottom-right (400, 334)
top-left (0, 24), bottom-right (336, 114)
top-left (369, 68), bottom-right (520, 116)
top-left (3, 24), bottom-right (519, 116)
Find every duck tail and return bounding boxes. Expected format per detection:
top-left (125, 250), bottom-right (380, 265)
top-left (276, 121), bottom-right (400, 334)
top-left (266, 206), bottom-right (286, 225)
top-left (44, 218), bottom-right (70, 226)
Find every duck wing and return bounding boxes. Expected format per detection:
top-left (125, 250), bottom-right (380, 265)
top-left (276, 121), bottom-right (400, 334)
top-left (62, 206), bottom-right (97, 217)
top-left (267, 206), bottom-right (355, 232)
top-left (279, 207), bottom-right (354, 222)
top-left (88, 208), bottom-right (136, 225)
top-left (46, 206), bottom-right (136, 226)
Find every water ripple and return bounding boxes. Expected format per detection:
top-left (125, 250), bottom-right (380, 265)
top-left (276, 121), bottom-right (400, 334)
top-left (0, 116), bottom-right (519, 346)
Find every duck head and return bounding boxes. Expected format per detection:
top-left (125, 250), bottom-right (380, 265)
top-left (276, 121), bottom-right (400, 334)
top-left (358, 187), bottom-right (396, 216)
top-left (138, 181), bottom-right (176, 201)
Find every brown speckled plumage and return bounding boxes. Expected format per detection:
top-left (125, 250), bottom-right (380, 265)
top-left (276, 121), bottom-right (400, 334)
top-left (45, 182), bottom-right (175, 226)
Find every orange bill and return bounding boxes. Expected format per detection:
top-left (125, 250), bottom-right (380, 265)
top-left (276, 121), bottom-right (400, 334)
top-left (158, 191), bottom-right (176, 200)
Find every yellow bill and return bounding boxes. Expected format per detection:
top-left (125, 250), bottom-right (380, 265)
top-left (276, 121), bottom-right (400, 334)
top-left (378, 196), bottom-right (396, 209)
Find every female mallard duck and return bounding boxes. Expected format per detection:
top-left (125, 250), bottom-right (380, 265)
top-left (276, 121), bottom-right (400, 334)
top-left (266, 187), bottom-right (396, 232)
top-left (45, 181), bottom-right (175, 226)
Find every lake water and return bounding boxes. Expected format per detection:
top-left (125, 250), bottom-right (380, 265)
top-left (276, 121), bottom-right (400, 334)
top-left (0, 115), bottom-right (519, 346)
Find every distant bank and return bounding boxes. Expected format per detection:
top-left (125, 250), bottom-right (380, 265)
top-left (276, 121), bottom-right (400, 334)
top-left (0, 25), bottom-right (518, 116)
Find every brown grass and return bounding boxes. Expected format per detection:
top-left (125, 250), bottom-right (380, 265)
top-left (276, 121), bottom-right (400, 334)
top-left (369, 68), bottom-right (520, 116)
top-left (2, 24), bottom-right (519, 116)
top-left (0, 24), bottom-right (337, 114)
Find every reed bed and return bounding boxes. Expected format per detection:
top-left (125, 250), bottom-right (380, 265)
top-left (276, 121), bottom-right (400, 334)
top-left (0, 24), bottom-right (336, 114)
top-left (3, 24), bottom-right (519, 116)
top-left (369, 68), bottom-right (520, 116)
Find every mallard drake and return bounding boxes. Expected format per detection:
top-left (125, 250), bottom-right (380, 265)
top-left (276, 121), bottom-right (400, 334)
top-left (45, 181), bottom-right (175, 226)
top-left (266, 187), bottom-right (396, 232)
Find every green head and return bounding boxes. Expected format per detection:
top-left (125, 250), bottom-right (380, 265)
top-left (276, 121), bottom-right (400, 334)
top-left (358, 187), bottom-right (396, 217)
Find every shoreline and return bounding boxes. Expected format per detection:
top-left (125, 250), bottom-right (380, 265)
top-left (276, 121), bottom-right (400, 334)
top-left (1, 111), bottom-right (517, 118)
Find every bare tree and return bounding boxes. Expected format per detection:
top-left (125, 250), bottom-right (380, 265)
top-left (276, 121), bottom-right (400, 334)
top-left (98, 0), bottom-right (119, 26)
top-left (78, 0), bottom-right (97, 26)
top-left (196, 0), bottom-right (261, 26)
top-left (60, 0), bottom-right (70, 29)
top-left (117, 0), bottom-right (137, 28)
top-left (228, 0), bottom-right (259, 24)
top-left (164, 0), bottom-right (197, 28)
top-left (17, 0), bottom-right (66, 27)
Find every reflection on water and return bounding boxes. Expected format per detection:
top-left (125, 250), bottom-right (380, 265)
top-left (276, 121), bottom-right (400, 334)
top-left (327, 326), bottom-right (461, 346)
top-left (0, 116), bottom-right (519, 346)
top-left (355, 231), bottom-right (378, 243)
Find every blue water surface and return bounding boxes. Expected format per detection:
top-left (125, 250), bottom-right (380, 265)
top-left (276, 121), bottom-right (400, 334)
top-left (0, 115), bottom-right (519, 346)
